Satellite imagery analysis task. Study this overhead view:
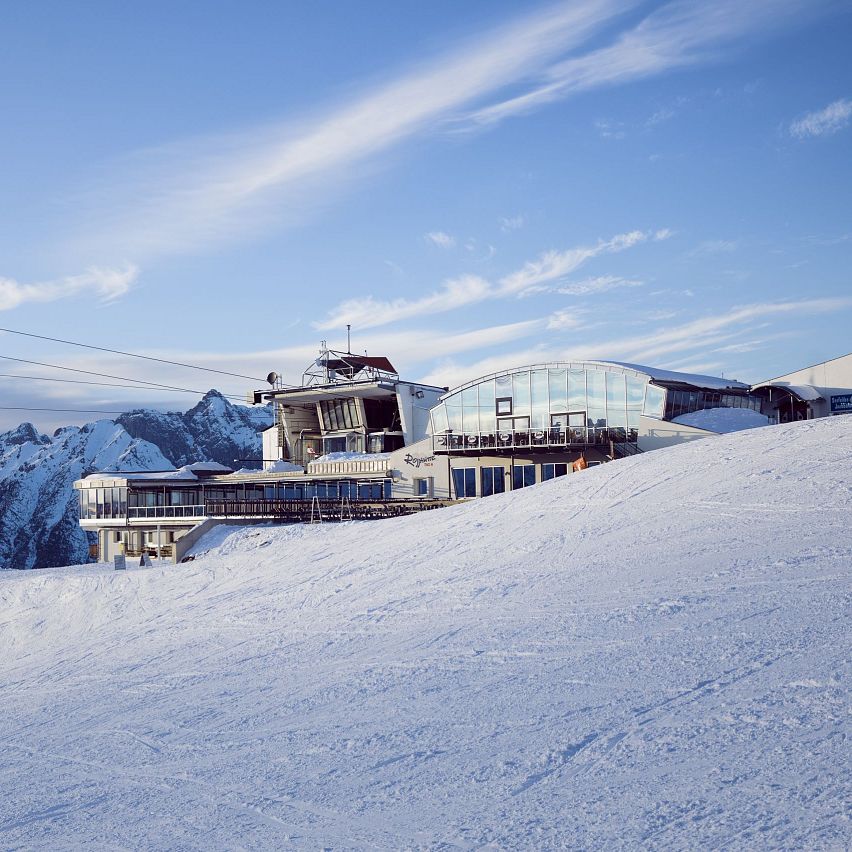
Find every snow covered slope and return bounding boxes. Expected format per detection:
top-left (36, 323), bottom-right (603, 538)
top-left (673, 406), bottom-right (770, 432)
top-left (0, 418), bottom-right (849, 848)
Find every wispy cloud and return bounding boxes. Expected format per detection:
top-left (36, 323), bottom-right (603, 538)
top-left (790, 97), bottom-right (852, 138)
top-left (500, 215), bottom-right (525, 232)
top-left (66, 0), bottom-right (823, 265)
top-left (316, 228), bottom-right (656, 330)
top-left (72, 0), bottom-right (626, 262)
top-left (689, 239), bottom-right (738, 256)
top-left (417, 296), bottom-right (852, 388)
top-left (424, 231), bottom-right (456, 249)
top-left (595, 119), bottom-right (625, 139)
top-left (0, 265), bottom-right (137, 312)
top-left (499, 230), bottom-right (647, 296)
top-left (557, 274), bottom-right (643, 295)
top-left (464, 0), bottom-right (817, 129)
top-left (597, 297), bottom-right (852, 363)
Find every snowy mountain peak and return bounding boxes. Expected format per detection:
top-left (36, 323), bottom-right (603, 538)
top-left (0, 391), bottom-right (272, 570)
top-left (1, 422), bottom-right (50, 446)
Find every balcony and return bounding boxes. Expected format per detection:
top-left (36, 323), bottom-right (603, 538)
top-left (432, 427), bottom-right (638, 454)
top-left (126, 505), bottom-right (207, 520)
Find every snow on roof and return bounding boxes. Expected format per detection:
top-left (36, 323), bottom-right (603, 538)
top-left (310, 451), bottom-right (391, 464)
top-left (84, 468), bottom-right (193, 482)
top-left (590, 360), bottom-right (749, 390)
top-left (184, 461), bottom-right (233, 472)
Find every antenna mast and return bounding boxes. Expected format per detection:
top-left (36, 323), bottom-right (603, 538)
top-left (346, 324), bottom-right (351, 354)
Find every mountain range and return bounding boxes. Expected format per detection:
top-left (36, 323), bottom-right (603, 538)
top-left (0, 391), bottom-right (272, 570)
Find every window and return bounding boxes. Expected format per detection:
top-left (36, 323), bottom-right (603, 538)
top-left (413, 477), bottom-right (432, 497)
top-left (324, 436), bottom-right (347, 454)
top-left (643, 385), bottom-right (666, 419)
top-left (512, 464), bottom-right (536, 489)
top-left (481, 466), bottom-right (505, 497)
top-left (542, 463), bottom-right (568, 480)
top-left (452, 468), bottom-right (476, 498)
top-left (496, 397), bottom-right (512, 416)
top-left (319, 398), bottom-right (360, 431)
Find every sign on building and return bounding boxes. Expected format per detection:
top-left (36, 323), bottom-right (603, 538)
top-left (830, 394), bottom-right (852, 413)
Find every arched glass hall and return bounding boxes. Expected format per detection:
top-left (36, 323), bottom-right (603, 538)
top-left (430, 362), bottom-right (666, 453)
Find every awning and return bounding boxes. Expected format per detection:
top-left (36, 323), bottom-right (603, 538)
top-left (751, 382), bottom-right (823, 401)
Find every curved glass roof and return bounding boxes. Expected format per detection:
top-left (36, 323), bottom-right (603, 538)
top-left (430, 362), bottom-right (666, 437)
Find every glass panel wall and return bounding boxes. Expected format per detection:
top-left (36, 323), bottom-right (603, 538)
top-left (643, 385), bottom-right (666, 419)
top-left (530, 370), bottom-right (549, 429)
top-left (78, 486), bottom-right (129, 519)
top-left (512, 463), bottom-right (536, 490)
top-left (512, 372), bottom-right (530, 417)
top-left (452, 468), bottom-right (476, 498)
top-left (548, 369), bottom-right (567, 412)
top-left (430, 364), bottom-right (655, 447)
top-left (481, 466), bottom-right (506, 497)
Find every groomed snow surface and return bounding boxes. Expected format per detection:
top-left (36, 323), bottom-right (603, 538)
top-left (672, 406), bottom-right (770, 433)
top-left (1, 418), bottom-right (849, 849)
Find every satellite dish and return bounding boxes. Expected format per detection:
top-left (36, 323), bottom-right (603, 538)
top-left (266, 371), bottom-right (279, 386)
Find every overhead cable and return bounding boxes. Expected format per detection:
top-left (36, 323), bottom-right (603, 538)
top-left (0, 354), bottom-right (248, 401)
top-left (0, 325), bottom-right (270, 383)
top-left (0, 372), bottom-right (240, 396)
top-left (0, 406), bottom-right (126, 414)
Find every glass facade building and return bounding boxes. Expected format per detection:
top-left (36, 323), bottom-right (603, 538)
top-left (431, 363), bottom-right (665, 452)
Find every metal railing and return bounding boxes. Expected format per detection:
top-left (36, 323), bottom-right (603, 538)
top-left (205, 498), bottom-right (452, 522)
top-left (127, 505), bottom-right (207, 520)
top-left (433, 428), bottom-right (638, 453)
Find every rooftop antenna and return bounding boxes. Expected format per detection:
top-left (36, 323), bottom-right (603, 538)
top-left (346, 324), bottom-right (351, 354)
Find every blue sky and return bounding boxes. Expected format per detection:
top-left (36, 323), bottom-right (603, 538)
top-left (1, 0), bottom-right (851, 431)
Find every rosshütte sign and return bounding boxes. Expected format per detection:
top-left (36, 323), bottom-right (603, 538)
top-left (830, 394), bottom-right (852, 413)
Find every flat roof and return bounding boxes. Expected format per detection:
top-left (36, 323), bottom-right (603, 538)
top-left (258, 378), bottom-right (446, 405)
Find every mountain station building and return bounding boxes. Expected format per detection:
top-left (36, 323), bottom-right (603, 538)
top-left (75, 348), bottom-right (852, 563)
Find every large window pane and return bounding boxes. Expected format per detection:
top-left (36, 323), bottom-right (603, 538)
top-left (530, 370), bottom-right (549, 429)
top-left (431, 403), bottom-right (449, 434)
top-left (512, 372), bottom-right (530, 415)
top-left (644, 385), bottom-right (666, 419)
top-left (445, 392), bottom-right (463, 431)
top-left (482, 466), bottom-right (493, 497)
top-left (462, 384), bottom-right (479, 433)
top-left (452, 468), bottom-right (476, 498)
top-left (606, 373), bottom-right (627, 427)
top-left (568, 370), bottom-right (586, 411)
top-left (586, 370), bottom-right (606, 428)
top-left (512, 463), bottom-right (536, 490)
top-left (548, 369), bottom-right (568, 411)
top-left (478, 380), bottom-right (496, 431)
top-left (481, 466), bottom-right (506, 497)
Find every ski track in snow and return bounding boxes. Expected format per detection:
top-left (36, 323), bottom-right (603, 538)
top-left (0, 418), bottom-right (850, 849)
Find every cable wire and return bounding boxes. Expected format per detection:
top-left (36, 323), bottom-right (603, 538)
top-left (0, 372), bottom-right (241, 396)
top-left (0, 325), bottom-right (270, 383)
top-left (0, 354), bottom-right (250, 401)
top-left (0, 406), bottom-right (127, 414)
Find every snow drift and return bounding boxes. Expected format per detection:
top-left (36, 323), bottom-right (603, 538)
top-left (673, 406), bottom-right (770, 433)
top-left (0, 418), bottom-right (849, 848)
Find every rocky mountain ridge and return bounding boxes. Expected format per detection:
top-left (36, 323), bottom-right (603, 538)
top-left (0, 391), bottom-right (272, 570)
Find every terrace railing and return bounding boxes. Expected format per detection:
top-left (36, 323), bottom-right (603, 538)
top-left (127, 505), bottom-right (207, 520)
top-left (432, 427), bottom-right (638, 454)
